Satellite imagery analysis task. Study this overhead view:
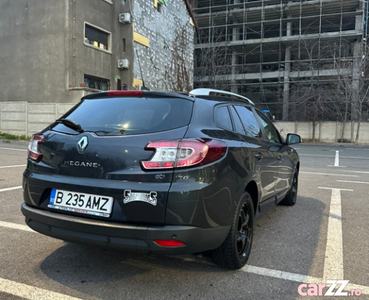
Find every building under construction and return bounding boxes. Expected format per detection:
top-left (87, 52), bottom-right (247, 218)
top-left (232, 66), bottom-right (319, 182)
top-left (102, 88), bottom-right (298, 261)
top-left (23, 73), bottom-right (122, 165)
top-left (193, 0), bottom-right (368, 121)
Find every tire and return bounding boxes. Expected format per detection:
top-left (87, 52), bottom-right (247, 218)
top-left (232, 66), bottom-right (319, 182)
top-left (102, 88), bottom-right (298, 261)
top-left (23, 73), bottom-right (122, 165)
top-left (280, 172), bottom-right (298, 206)
top-left (212, 192), bottom-right (254, 270)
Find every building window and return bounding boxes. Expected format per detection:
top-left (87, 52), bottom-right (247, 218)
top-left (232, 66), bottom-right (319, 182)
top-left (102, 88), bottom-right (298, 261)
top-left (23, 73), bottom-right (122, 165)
top-left (122, 38), bottom-right (126, 52)
top-left (84, 75), bottom-right (110, 90)
top-left (84, 23), bottom-right (110, 51)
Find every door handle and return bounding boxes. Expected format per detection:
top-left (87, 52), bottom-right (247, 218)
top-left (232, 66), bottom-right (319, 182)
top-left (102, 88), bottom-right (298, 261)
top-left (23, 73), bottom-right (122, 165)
top-left (255, 153), bottom-right (263, 160)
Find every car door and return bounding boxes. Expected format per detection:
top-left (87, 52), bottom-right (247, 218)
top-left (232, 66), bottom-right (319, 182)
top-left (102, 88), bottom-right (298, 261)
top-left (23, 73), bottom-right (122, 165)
top-left (232, 105), bottom-right (279, 207)
top-left (254, 109), bottom-right (294, 200)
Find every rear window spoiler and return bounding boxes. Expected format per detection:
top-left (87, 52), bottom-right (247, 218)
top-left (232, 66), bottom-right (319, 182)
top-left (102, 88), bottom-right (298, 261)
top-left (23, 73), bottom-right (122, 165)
top-left (82, 90), bottom-right (194, 101)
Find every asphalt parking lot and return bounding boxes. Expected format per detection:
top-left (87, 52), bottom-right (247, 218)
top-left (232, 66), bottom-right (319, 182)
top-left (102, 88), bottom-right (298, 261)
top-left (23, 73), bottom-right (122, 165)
top-left (0, 141), bottom-right (368, 300)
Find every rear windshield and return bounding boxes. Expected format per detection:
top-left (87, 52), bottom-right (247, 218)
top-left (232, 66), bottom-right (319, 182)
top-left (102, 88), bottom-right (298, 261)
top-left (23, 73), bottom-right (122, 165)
top-left (54, 97), bottom-right (193, 136)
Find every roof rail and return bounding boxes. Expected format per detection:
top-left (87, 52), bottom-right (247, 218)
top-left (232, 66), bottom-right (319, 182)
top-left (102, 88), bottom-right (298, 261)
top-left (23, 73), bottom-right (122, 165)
top-left (190, 88), bottom-right (255, 105)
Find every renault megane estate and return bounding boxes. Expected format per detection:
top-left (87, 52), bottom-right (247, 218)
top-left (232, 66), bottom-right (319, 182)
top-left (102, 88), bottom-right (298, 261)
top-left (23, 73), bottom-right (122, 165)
top-left (21, 88), bottom-right (301, 269)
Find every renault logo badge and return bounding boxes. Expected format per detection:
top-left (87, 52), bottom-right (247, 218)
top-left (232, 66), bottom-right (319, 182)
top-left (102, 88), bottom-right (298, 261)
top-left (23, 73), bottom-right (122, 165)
top-left (77, 136), bottom-right (88, 154)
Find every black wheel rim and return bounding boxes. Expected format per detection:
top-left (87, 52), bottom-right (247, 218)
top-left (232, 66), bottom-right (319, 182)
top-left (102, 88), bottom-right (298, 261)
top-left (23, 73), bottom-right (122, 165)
top-left (236, 203), bottom-right (252, 259)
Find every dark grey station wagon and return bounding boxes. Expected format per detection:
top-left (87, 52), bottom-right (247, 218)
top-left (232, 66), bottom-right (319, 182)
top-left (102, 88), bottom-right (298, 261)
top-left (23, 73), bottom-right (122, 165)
top-left (21, 88), bottom-right (301, 269)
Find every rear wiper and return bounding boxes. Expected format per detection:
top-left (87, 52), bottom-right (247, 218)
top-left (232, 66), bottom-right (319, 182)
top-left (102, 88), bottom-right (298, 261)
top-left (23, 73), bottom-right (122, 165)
top-left (94, 130), bottom-right (114, 136)
top-left (94, 129), bottom-right (125, 136)
top-left (56, 118), bottom-right (84, 133)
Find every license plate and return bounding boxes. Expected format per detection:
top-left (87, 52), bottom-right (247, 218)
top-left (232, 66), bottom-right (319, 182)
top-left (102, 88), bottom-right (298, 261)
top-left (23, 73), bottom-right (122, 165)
top-left (48, 189), bottom-right (114, 218)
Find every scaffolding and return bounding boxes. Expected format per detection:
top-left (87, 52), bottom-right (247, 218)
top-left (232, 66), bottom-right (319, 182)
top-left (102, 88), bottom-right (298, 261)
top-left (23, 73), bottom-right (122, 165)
top-left (193, 0), bottom-right (368, 121)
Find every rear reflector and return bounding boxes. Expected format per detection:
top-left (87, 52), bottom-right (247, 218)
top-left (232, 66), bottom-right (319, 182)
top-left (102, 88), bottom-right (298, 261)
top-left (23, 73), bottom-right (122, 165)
top-left (107, 90), bottom-right (143, 97)
top-left (154, 240), bottom-right (186, 247)
top-left (28, 134), bottom-right (44, 162)
top-left (141, 138), bottom-right (227, 170)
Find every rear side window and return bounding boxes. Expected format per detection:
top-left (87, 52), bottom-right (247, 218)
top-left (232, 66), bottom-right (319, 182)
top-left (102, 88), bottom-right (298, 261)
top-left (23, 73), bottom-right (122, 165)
top-left (214, 106), bottom-right (233, 131)
top-left (230, 106), bottom-right (246, 135)
top-left (55, 97), bottom-right (193, 136)
top-left (234, 106), bottom-right (262, 138)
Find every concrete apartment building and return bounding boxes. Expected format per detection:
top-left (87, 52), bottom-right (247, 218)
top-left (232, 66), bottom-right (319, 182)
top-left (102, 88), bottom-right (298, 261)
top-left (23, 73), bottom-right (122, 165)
top-left (193, 0), bottom-right (367, 121)
top-left (0, 0), bottom-right (196, 105)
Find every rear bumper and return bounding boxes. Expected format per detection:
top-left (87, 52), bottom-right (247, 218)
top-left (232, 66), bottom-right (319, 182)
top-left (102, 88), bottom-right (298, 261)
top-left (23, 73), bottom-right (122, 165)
top-left (21, 203), bottom-right (230, 255)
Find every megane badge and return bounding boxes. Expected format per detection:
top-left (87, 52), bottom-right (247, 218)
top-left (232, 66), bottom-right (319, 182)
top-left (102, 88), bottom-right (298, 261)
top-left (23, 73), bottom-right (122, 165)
top-left (77, 136), bottom-right (88, 154)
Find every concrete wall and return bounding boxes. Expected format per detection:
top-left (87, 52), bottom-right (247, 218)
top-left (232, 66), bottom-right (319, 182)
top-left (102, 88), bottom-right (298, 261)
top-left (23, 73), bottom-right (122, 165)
top-left (275, 121), bottom-right (369, 144)
top-left (133, 0), bottom-right (195, 91)
top-left (0, 0), bottom-right (68, 103)
top-left (0, 102), bottom-right (75, 136)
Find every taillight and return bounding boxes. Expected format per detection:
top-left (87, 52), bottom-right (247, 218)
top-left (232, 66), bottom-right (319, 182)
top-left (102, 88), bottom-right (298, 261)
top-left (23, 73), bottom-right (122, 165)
top-left (141, 138), bottom-right (227, 170)
top-left (28, 134), bottom-right (44, 162)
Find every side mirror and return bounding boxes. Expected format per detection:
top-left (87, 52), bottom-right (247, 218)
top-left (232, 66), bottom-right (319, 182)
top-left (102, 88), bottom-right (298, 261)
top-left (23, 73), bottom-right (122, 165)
top-left (286, 133), bottom-right (301, 145)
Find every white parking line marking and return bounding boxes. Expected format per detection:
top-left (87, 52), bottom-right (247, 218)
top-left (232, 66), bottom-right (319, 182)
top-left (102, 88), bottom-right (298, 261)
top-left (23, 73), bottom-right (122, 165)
top-left (0, 186), bottom-right (22, 193)
top-left (343, 170), bottom-right (369, 174)
top-left (345, 148), bottom-right (369, 150)
top-left (334, 151), bottom-right (339, 167)
top-left (241, 265), bottom-right (322, 284)
top-left (0, 164), bottom-right (26, 169)
top-left (0, 147), bottom-right (27, 152)
top-left (318, 188), bottom-right (348, 280)
top-left (0, 277), bottom-right (84, 300)
top-left (242, 265), bottom-right (369, 294)
top-left (0, 221), bottom-right (33, 232)
top-left (337, 180), bottom-right (369, 185)
top-left (340, 156), bottom-right (369, 160)
top-left (324, 188), bottom-right (344, 280)
top-left (0, 185), bottom-right (22, 193)
top-left (327, 165), bottom-right (347, 168)
top-left (301, 172), bottom-right (359, 177)
top-left (299, 154), bottom-right (335, 157)
top-left (300, 154), bottom-right (369, 160)
top-left (243, 265), bottom-right (369, 294)
top-left (318, 187), bottom-right (353, 192)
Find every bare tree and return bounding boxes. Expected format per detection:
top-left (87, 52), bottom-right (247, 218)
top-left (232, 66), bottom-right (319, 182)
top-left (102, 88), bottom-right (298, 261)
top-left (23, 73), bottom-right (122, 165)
top-left (330, 42), bottom-right (369, 143)
top-left (288, 39), bottom-right (338, 141)
top-left (163, 26), bottom-right (194, 92)
top-left (288, 38), bottom-right (369, 142)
